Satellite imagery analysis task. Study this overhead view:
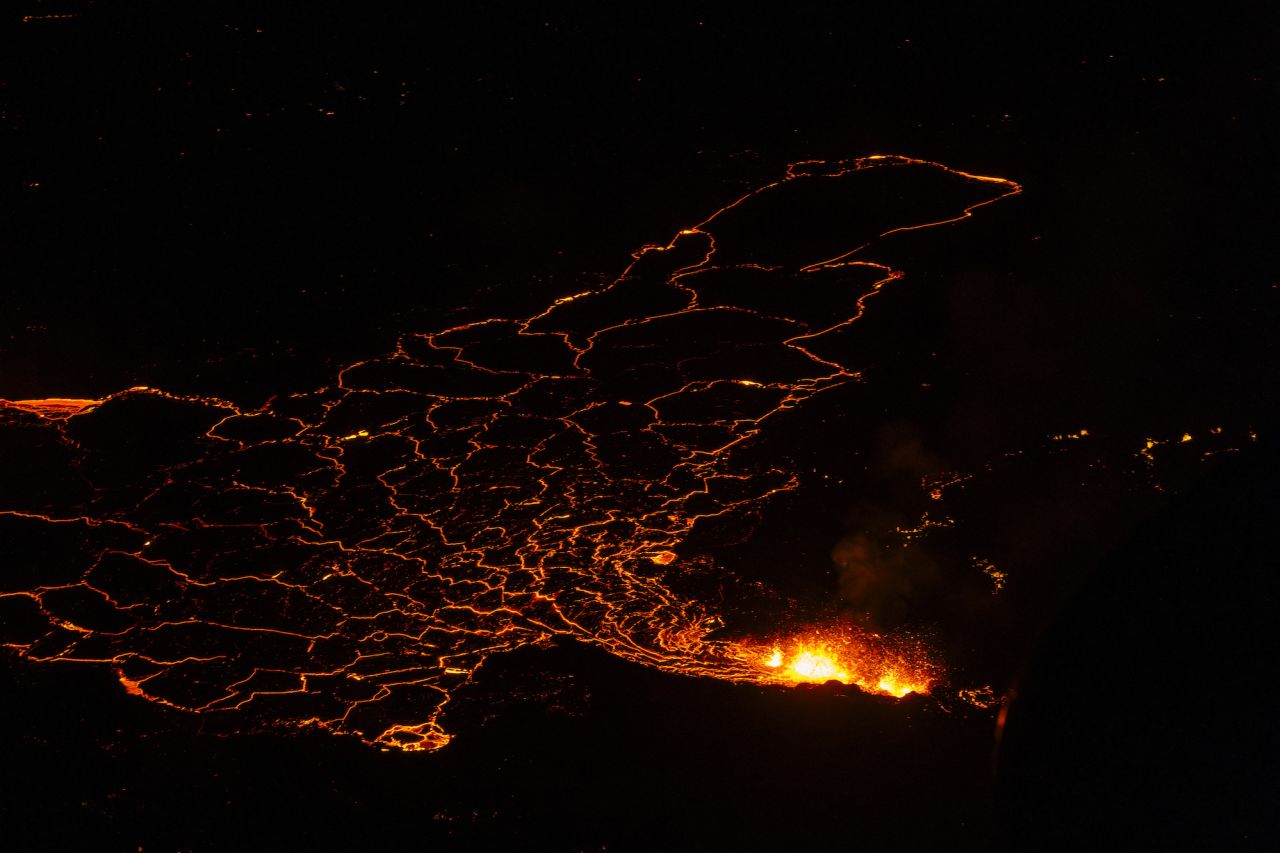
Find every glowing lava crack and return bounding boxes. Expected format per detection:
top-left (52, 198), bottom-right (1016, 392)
top-left (0, 156), bottom-right (1018, 750)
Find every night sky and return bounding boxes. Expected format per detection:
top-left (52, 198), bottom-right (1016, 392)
top-left (4, 4), bottom-right (1278, 850)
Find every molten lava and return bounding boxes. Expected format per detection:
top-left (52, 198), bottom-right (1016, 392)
top-left (753, 630), bottom-right (934, 697)
top-left (0, 155), bottom-right (1019, 749)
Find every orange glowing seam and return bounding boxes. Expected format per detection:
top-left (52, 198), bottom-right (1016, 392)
top-left (1, 397), bottom-right (102, 418)
top-left (895, 512), bottom-right (954, 543)
top-left (0, 156), bottom-right (1019, 750)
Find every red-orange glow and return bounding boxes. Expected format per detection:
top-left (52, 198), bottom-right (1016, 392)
top-left (744, 629), bottom-right (935, 697)
top-left (0, 155), bottom-right (1017, 748)
top-left (1, 397), bottom-right (102, 419)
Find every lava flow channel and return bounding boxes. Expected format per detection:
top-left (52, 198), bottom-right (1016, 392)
top-left (0, 156), bottom-right (1018, 750)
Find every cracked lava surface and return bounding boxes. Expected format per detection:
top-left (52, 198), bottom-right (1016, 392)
top-left (0, 156), bottom-right (1019, 750)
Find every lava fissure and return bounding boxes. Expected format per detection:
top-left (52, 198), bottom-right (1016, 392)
top-left (1, 156), bottom-right (1020, 750)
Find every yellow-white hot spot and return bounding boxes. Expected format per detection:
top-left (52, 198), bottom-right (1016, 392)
top-left (753, 633), bottom-right (934, 698)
